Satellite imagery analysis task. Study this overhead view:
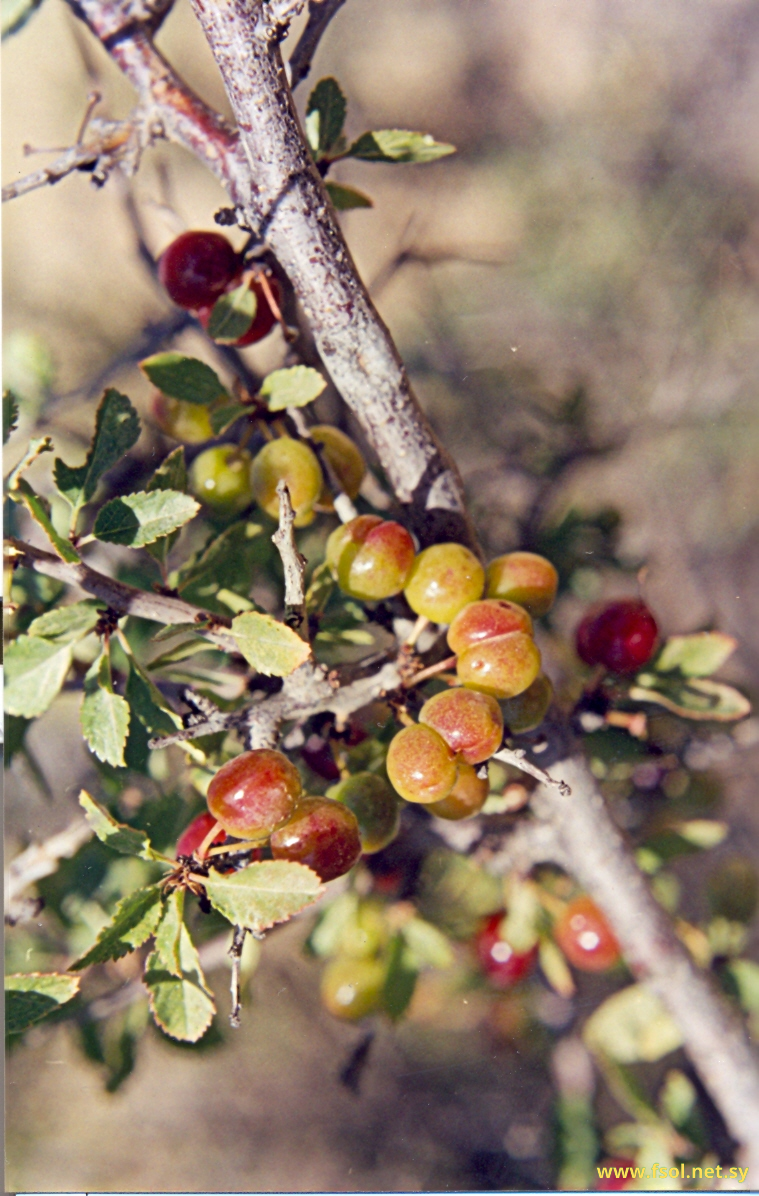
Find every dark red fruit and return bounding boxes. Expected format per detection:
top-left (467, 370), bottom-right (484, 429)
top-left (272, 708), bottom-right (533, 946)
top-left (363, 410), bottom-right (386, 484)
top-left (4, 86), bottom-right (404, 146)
top-left (175, 811), bottom-right (226, 858)
top-left (158, 231), bottom-right (240, 310)
top-left (301, 733), bottom-right (341, 782)
top-left (575, 600), bottom-right (658, 674)
top-left (270, 797), bottom-right (362, 881)
top-left (475, 913), bottom-right (538, 987)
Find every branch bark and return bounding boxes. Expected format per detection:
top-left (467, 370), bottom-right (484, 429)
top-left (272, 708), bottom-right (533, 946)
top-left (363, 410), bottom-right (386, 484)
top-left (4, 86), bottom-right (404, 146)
top-left (288, 0), bottom-right (347, 89)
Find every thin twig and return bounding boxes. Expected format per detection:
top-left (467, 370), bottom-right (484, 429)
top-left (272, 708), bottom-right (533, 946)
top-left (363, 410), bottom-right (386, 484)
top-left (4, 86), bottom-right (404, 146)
top-left (288, 0), bottom-right (348, 89)
top-left (271, 480), bottom-right (308, 639)
top-left (228, 924), bottom-right (248, 1028)
top-left (492, 747), bottom-right (572, 796)
top-left (1, 118), bottom-right (140, 203)
top-left (5, 820), bottom-right (93, 923)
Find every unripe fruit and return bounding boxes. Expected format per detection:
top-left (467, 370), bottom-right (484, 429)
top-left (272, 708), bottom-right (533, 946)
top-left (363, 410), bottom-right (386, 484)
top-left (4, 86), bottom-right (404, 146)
top-left (326, 515), bottom-right (415, 601)
top-left (485, 551), bottom-right (558, 617)
top-left (198, 276), bottom-right (282, 347)
top-left (386, 724), bottom-right (457, 804)
top-left (207, 749), bottom-right (302, 838)
top-left (575, 600), bottom-right (658, 674)
top-left (475, 913), bottom-right (538, 987)
top-left (447, 598), bottom-right (533, 657)
top-left (152, 394), bottom-right (214, 445)
top-left (310, 425), bottom-right (366, 509)
top-left (554, 896), bottom-right (620, 972)
top-left (419, 688), bottom-right (503, 765)
top-left (404, 543), bottom-right (485, 624)
top-left (500, 673), bottom-right (554, 734)
top-left (320, 956), bottom-right (386, 1020)
top-left (270, 797), bottom-right (361, 881)
top-left (189, 445), bottom-right (254, 516)
top-left (159, 231), bottom-right (240, 310)
top-left (175, 811), bottom-right (226, 857)
top-left (457, 631), bottom-right (541, 700)
top-left (250, 437), bottom-right (322, 526)
top-left (329, 772), bottom-right (401, 853)
top-left (427, 760), bottom-right (489, 820)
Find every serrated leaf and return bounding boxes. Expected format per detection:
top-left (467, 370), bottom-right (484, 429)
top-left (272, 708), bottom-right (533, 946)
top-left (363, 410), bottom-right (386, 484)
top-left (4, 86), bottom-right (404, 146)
top-left (347, 129), bottom-right (456, 163)
top-left (176, 520), bottom-right (267, 617)
top-left (144, 921), bottom-right (215, 1042)
top-left (655, 632), bottom-right (738, 677)
top-left (260, 365), bottom-right (327, 412)
top-left (78, 789), bottom-right (157, 859)
top-left (583, 984), bottom-right (682, 1063)
top-left (69, 886), bottom-right (163, 971)
top-left (146, 447), bottom-right (188, 565)
top-left (140, 353), bottom-right (228, 406)
top-left (3, 388), bottom-right (19, 441)
top-left (8, 480), bottom-right (82, 562)
top-left (209, 403), bottom-right (251, 437)
top-left (54, 389), bottom-right (140, 518)
top-left (325, 181), bottom-right (373, 210)
top-left (4, 635), bottom-right (73, 717)
top-left (204, 860), bottom-right (323, 932)
top-left (153, 890), bottom-right (185, 977)
top-left (28, 599), bottom-right (101, 643)
top-left (630, 676), bottom-right (751, 722)
top-left (231, 611), bottom-right (311, 676)
top-left (125, 660), bottom-right (180, 736)
top-left (93, 489), bottom-right (199, 548)
top-left (81, 684), bottom-right (131, 768)
top-left (400, 917), bottom-right (454, 970)
top-left (206, 283), bottom-right (256, 343)
top-left (2, 0), bottom-right (44, 38)
top-left (5, 973), bottom-right (80, 1034)
top-left (383, 932), bottom-right (418, 1020)
top-left (306, 77), bottom-right (347, 156)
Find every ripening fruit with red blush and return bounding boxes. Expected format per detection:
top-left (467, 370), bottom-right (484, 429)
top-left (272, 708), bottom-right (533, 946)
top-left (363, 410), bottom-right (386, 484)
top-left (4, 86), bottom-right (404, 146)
top-left (175, 811), bottom-right (226, 858)
top-left (404, 543), bottom-right (485, 624)
top-left (198, 276), bottom-right (282, 346)
top-left (270, 797), bottom-right (361, 881)
top-left (386, 724), bottom-right (457, 804)
top-left (554, 896), bottom-right (620, 972)
top-left (326, 515), bottom-right (415, 601)
top-left (419, 687), bottom-right (503, 765)
top-left (250, 437), bottom-right (323, 526)
top-left (575, 600), bottom-right (658, 674)
top-left (207, 749), bottom-right (302, 838)
top-left (189, 445), bottom-right (254, 517)
top-left (485, 551), bottom-right (558, 617)
top-left (427, 760), bottom-right (489, 820)
top-left (310, 425), bottom-right (366, 509)
top-left (152, 394), bottom-right (214, 445)
top-left (159, 231), bottom-right (241, 310)
top-left (329, 772), bottom-right (401, 853)
top-left (457, 631), bottom-right (541, 700)
top-left (475, 913), bottom-right (538, 987)
top-left (321, 956), bottom-right (386, 1020)
top-left (447, 598), bottom-right (533, 656)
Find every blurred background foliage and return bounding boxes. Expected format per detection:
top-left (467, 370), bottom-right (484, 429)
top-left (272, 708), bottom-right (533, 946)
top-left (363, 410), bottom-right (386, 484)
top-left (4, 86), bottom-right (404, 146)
top-left (4, 0), bottom-right (759, 1189)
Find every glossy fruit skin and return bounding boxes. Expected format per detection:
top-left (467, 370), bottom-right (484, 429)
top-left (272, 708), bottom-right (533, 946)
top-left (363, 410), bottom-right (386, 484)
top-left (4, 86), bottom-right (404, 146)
top-left (310, 425), bottom-right (366, 508)
top-left (175, 811), bottom-right (226, 857)
top-left (485, 551), bottom-right (558, 617)
top-left (159, 231), bottom-right (240, 310)
top-left (198, 276), bottom-right (282, 346)
top-left (189, 445), bottom-right (254, 516)
top-left (555, 896), bottom-right (621, 972)
top-left (152, 394), bottom-right (214, 445)
top-left (419, 687), bottom-right (503, 765)
top-left (500, 673), bottom-right (554, 734)
top-left (207, 749), bottom-right (302, 838)
top-left (327, 516), bottom-right (415, 601)
top-left (447, 598), bottom-right (533, 656)
top-left (320, 956), bottom-right (386, 1020)
top-left (386, 724), bottom-right (457, 804)
top-left (329, 772), bottom-right (401, 853)
top-left (475, 913), bottom-right (538, 987)
top-left (457, 631), bottom-right (541, 700)
top-left (270, 797), bottom-right (361, 881)
top-left (427, 760), bottom-right (489, 820)
top-left (404, 543), bottom-right (485, 624)
top-left (575, 600), bottom-right (658, 674)
top-left (250, 437), bottom-right (322, 526)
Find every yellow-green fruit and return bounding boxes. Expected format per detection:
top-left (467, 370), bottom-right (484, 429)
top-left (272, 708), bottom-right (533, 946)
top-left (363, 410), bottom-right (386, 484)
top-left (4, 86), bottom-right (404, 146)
top-left (500, 673), bottom-right (554, 733)
top-left (457, 631), bottom-right (541, 700)
top-left (427, 760), bottom-right (489, 821)
top-left (251, 437), bottom-right (322, 526)
top-left (152, 394), bottom-right (215, 444)
top-left (189, 445), bottom-right (254, 516)
top-left (320, 956), bottom-right (386, 1020)
top-left (330, 772), bottom-right (401, 853)
top-left (310, 425), bottom-right (366, 508)
top-left (386, 724), bottom-right (457, 804)
top-left (404, 543), bottom-right (485, 624)
top-left (486, 551), bottom-right (558, 617)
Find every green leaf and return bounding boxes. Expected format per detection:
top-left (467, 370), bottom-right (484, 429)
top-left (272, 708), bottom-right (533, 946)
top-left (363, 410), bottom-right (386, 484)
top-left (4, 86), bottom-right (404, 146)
top-left (209, 403), bottom-right (251, 437)
top-left (3, 388), bottom-right (19, 441)
top-left (78, 789), bottom-right (157, 860)
top-left (204, 860), bottom-right (323, 933)
top-left (125, 660), bottom-right (180, 737)
top-left (306, 77), bottom-right (347, 156)
top-left (382, 932), bottom-right (418, 1020)
top-left (144, 921), bottom-right (215, 1043)
top-left (4, 635), bottom-right (73, 717)
top-left (655, 632), bottom-right (738, 677)
top-left (305, 560), bottom-right (336, 616)
top-left (28, 599), bottom-right (101, 643)
top-left (176, 520), bottom-right (267, 616)
top-left (2, 0), bottom-right (43, 37)
top-left (94, 489), bottom-right (199, 548)
top-left (260, 365), bottom-right (327, 412)
top-left (81, 682), bottom-right (131, 768)
top-left (400, 917), bottom-right (454, 970)
top-left (69, 886), bottom-right (163, 970)
top-left (671, 819), bottom-right (728, 849)
top-left (9, 479), bottom-right (81, 563)
top-left (140, 353), bottom-right (229, 406)
top-left (583, 984), bottom-right (682, 1063)
top-left (231, 611), bottom-right (311, 676)
top-left (325, 181), bottom-right (373, 210)
top-left (146, 447), bottom-right (188, 566)
top-left (630, 675), bottom-right (751, 722)
top-left (306, 892), bottom-right (360, 958)
top-left (206, 283), bottom-right (256, 343)
top-left (153, 890), bottom-right (185, 977)
top-left (5, 973), bottom-right (80, 1034)
top-left (347, 129), bottom-right (456, 163)
top-left (53, 389), bottom-right (140, 518)
top-left (5, 433), bottom-right (53, 489)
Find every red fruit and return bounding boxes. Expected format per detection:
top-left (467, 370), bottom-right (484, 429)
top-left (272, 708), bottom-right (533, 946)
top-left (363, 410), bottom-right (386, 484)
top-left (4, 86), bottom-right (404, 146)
top-left (386, 724), bottom-right (457, 804)
top-left (596, 1159), bottom-right (636, 1191)
top-left (419, 688), bottom-right (503, 765)
top-left (475, 913), bottom-right (538, 987)
top-left (175, 811), bottom-right (226, 858)
top-left (555, 896), bottom-right (621, 972)
top-left (326, 516), bottom-right (416, 601)
top-left (159, 231), bottom-right (240, 310)
top-left (447, 598), bottom-right (533, 657)
top-left (198, 276), bottom-right (282, 346)
top-left (270, 797), bottom-right (362, 881)
top-left (456, 630), bottom-right (541, 700)
top-left (575, 600), bottom-right (658, 674)
top-left (207, 749), bottom-right (302, 839)
top-left (485, 551), bottom-right (558, 617)
top-left (301, 734), bottom-right (341, 782)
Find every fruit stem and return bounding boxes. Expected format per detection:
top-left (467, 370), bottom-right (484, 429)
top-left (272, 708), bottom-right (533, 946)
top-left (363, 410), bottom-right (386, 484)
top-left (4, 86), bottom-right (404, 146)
top-left (206, 837), bottom-right (265, 857)
top-left (404, 654), bottom-right (458, 689)
top-left (404, 615), bottom-right (430, 647)
top-left (196, 820), bottom-right (225, 861)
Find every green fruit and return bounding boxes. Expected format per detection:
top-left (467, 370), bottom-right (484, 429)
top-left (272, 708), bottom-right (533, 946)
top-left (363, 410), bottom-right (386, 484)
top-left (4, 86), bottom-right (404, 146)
top-left (330, 772), bottom-right (401, 853)
top-left (321, 956), bottom-right (386, 1020)
top-left (456, 631), bottom-right (541, 700)
top-left (251, 436), bottom-right (322, 526)
top-left (152, 394), bottom-right (214, 444)
top-left (404, 543), bottom-right (484, 624)
top-left (486, 551), bottom-right (558, 617)
top-left (500, 673), bottom-right (553, 733)
top-left (189, 445), bottom-right (254, 516)
top-left (427, 760), bottom-right (489, 821)
top-left (310, 425), bottom-right (366, 508)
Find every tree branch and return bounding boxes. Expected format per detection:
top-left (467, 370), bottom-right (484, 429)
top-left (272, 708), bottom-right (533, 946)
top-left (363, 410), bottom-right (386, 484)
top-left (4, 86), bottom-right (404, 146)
top-left (288, 0), bottom-right (347, 89)
top-left (5, 820), bottom-right (94, 924)
top-left (271, 480), bottom-right (308, 638)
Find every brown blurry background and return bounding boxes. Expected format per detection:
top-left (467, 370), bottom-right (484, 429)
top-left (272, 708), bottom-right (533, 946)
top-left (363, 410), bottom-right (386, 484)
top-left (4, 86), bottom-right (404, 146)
top-left (4, 0), bottom-right (759, 1189)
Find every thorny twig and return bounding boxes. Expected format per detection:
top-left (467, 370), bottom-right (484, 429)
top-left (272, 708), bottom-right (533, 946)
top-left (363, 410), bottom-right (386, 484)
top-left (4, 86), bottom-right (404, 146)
top-left (287, 0), bottom-right (348, 89)
top-left (271, 481), bottom-right (308, 639)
